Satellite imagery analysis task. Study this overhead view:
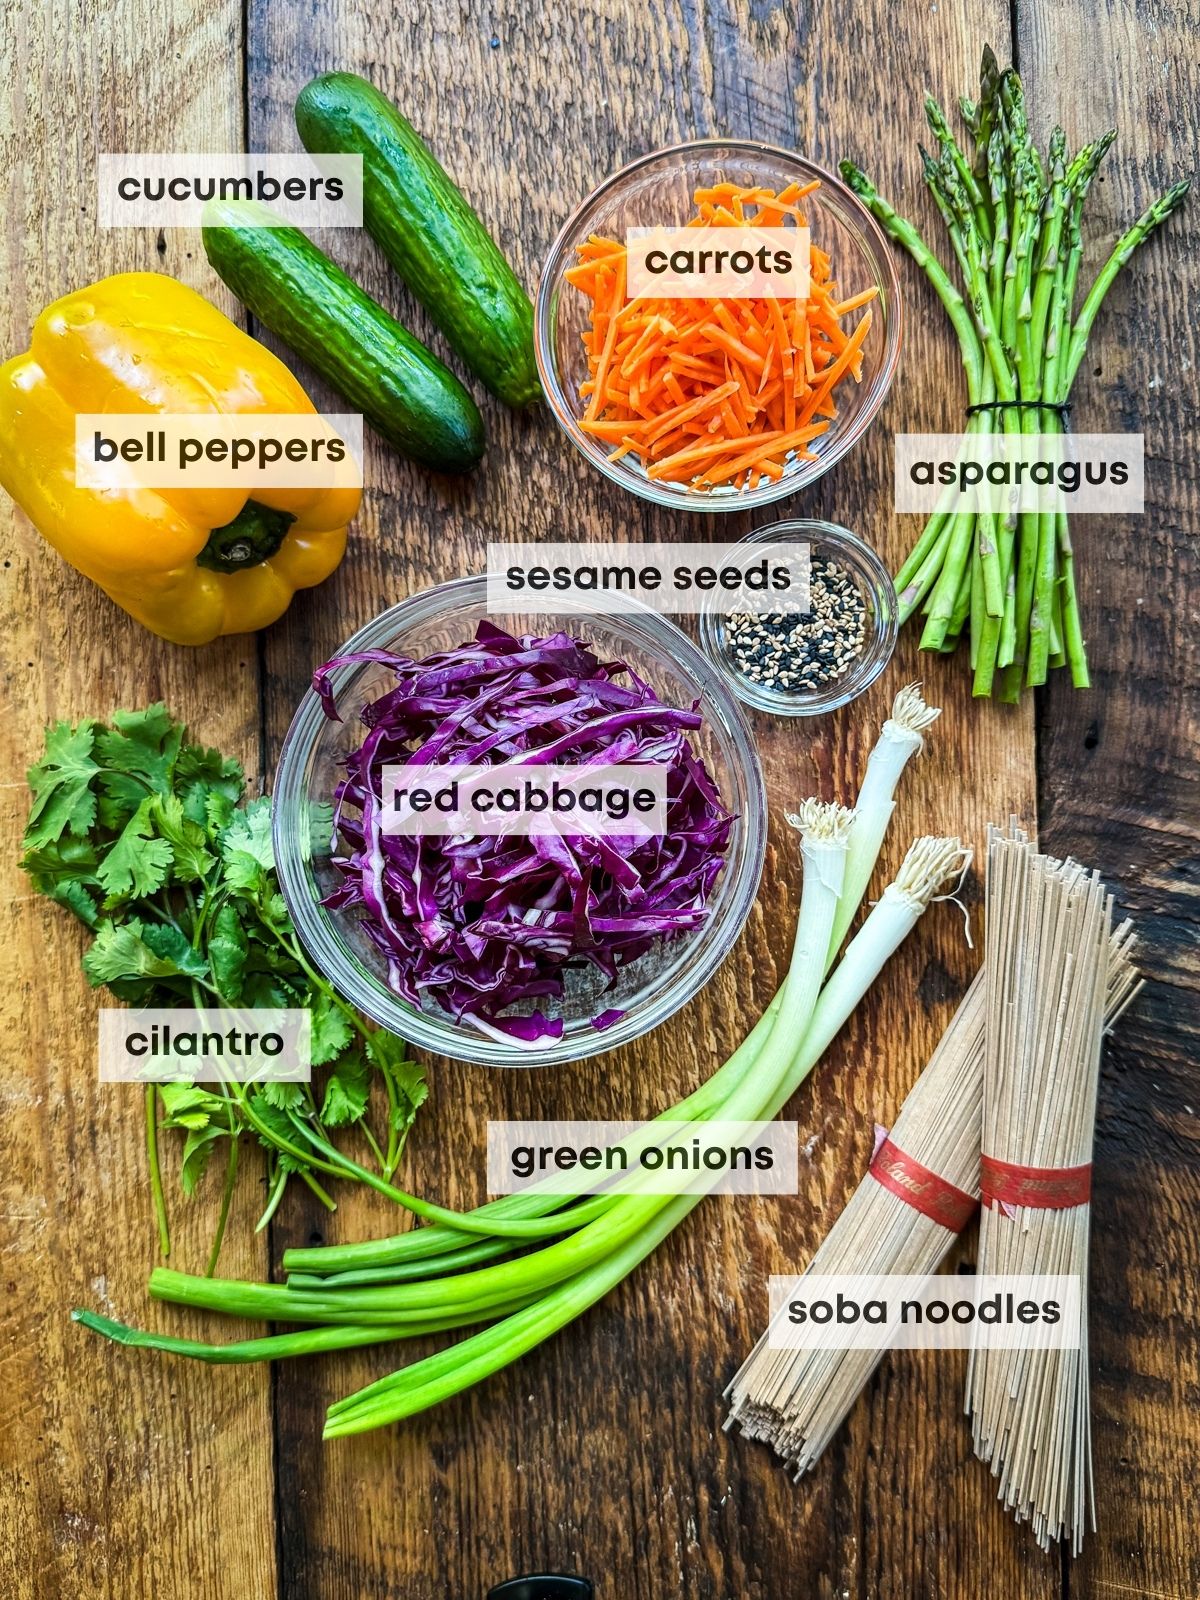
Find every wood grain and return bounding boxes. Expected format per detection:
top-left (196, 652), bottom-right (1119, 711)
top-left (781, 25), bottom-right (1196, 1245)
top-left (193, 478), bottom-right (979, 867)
top-left (0, 4), bottom-right (275, 1598)
top-left (1018, 4), bottom-right (1200, 1597)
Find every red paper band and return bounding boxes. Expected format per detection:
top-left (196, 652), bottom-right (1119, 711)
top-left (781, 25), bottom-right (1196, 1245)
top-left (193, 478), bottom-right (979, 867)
top-left (869, 1138), bottom-right (978, 1233)
top-left (980, 1155), bottom-right (1092, 1210)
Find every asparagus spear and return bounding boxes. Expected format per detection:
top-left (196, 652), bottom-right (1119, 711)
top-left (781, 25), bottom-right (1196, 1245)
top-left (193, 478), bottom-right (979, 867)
top-left (1064, 179), bottom-right (1191, 389)
top-left (839, 159), bottom-right (983, 394)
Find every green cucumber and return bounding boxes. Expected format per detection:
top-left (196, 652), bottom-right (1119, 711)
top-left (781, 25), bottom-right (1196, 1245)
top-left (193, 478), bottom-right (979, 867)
top-left (201, 199), bottom-right (485, 474)
top-left (295, 73), bottom-right (541, 409)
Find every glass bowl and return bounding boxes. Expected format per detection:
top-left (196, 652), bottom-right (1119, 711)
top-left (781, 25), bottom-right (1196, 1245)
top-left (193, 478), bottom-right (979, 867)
top-left (535, 139), bottom-right (902, 513)
top-left (699, 520), bottom-right (898, 716)
top-left (273, 577), bottom-right (767, 1067)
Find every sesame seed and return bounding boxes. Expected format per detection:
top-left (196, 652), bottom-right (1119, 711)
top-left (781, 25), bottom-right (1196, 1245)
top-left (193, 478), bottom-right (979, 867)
top-left (725, 558), bottom-right (868, 696)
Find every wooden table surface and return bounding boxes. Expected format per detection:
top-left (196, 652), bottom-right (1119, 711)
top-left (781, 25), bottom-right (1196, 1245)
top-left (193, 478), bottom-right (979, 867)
top-left (1, 2), bottom-right (1196, 1597)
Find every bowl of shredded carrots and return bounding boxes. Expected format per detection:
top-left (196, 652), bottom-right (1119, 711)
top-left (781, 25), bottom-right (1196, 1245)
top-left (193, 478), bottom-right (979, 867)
top-left (536, 141), bottom-right (902, 509)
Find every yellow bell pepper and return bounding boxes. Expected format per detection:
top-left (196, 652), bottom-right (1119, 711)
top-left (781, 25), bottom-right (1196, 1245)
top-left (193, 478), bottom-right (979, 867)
top-left (0, 272), bottom-right (359, 646)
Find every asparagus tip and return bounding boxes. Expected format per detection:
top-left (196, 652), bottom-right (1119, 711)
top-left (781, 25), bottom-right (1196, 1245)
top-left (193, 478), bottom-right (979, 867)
top-left (839, 157), bottom-right (867, 190)
top-left (1163, 176), bottom-right (1191, 211)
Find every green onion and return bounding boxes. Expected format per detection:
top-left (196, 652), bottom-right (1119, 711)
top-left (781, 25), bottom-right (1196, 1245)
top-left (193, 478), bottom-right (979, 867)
top-left (322, 833), bottom-right (969, 1435)
top-left (826, 684), bottom-right (940, 963)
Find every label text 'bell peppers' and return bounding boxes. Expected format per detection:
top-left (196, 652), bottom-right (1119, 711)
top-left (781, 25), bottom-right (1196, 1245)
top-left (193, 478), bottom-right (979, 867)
top-left (76, 413), bottom-right (364, 490)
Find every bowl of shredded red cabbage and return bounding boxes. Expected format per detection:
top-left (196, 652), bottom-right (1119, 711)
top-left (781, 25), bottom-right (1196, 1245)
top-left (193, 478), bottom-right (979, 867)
top-left (274, 578), bottom-right (766, 1066)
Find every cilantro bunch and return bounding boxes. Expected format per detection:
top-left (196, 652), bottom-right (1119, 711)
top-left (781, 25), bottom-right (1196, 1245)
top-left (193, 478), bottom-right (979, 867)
top-left (22, 704), bottom-right (426, 1272)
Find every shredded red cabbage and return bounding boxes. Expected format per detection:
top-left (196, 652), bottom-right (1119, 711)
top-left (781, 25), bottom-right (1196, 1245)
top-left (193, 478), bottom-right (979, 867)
top-left (314, 621), bottom-right (732, 1043)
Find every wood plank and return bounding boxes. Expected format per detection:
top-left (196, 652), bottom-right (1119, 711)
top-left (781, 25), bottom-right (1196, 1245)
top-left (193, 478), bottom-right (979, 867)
top-left (0, 4), bottom-right (276, 1597)
top-left (249, 4), bottom-right (1046, 1598)
top-left (1016, 4), bottom-right (1200, 1596)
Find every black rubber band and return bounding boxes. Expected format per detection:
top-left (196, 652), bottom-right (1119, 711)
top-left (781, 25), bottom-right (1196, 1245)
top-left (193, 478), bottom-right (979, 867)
top-left (965, 398), bottom-right (1072, 423)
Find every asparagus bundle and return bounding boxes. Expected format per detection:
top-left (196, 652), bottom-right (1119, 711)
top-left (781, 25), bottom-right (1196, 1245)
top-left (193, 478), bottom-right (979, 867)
top-left (842, 47), bottom-right (1188, 700)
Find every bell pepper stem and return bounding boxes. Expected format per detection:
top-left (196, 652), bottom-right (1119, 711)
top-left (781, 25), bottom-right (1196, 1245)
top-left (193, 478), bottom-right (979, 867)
top-left (197, 500), bottom-right (295, 572)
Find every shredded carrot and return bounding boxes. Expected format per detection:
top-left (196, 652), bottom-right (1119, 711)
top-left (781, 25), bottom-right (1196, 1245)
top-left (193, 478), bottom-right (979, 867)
top-left (567, 180), bottom-right (877, 489)
top-left (832, 286), bottom-right (879, 316)
top-left (647, 422), bottom-right (828, 481)
top-left (607, 436), bottom-right (642, 463)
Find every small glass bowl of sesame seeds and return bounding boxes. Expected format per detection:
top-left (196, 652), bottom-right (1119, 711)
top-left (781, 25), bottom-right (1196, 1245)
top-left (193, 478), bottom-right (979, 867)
top-left (699, 519), bottom-right (898, 716)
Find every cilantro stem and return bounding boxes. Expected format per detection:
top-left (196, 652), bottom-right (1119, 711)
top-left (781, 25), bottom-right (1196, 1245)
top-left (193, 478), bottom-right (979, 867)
top-left (145, 1086), bottom-right (171, 1259)
top-left (205, 1132), bottom-right (239, 1278)
top-left (380, 1065), bottom-right (401, 1179)
top-left (255, 1163), bottom-right (289, 1233)
top-left (257, 915), bottom-right (404, 1175)
top-left (190, 880), bottom-right (219, 950)
top-left (299, 1168), bottom-right (338, 1211)
top-left (360, 1119), bottom-right (387, 1173)
top-left (227, 1083), bottom-right (353, 1184)
top-left (275, 925), bottom-right (373, 1049)
top-left (224, 1071), bottom-right (424, 1232)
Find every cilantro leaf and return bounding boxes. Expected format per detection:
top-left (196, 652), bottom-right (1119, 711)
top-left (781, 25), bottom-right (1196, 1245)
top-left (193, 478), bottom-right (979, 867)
top-left (208, 903), bottom-right (249, 1000)
top-left (181, 1124), bottom-right (227, 1196)
top-left (150, 793), bottom-right (216, 884)
top-left (159, 1083), bottom-right (227, 1131)
top-left (175, 741), bottom-right (244, 826)
top-left (388, 1056), bottom-right (428, 1141)
top-left (139, 920), bottom-right (211, 981)
top-left (82, 918), bottom-right (190, 988)
top-left (259, 1081), bottom-right (305, 1111)
top-left (247, 1097), bottom-right (308, 1173)
top-left (320, 1053), bottom-right (371, 1128)
top-left (80, 917), bottom-right (210, 993)
top-left (368, 1032), bottom-right (428, 1155)
top-left (94, 704), bottom-right (184, 828)
top-left (22, 835), bottom-right (102, 927)
top-left (221, 798), bottom-right (275, 895)
top-left (33, 873), bottom-right (100, 927)
top-left (308, 990), bottom-right (353, 1066)
top-left (204, 788), bottom-right (238, 838)
top-left (96, 798), bottom-right (174, 902)
top-left (222, 798), bottom-right (275, 868)
top-left (239, 968), bottom-right (301, 1008)
top-left (307, 801), bottom-right (335, 852)
top-left (261, 891), bottom-right (290, 931)
top-left (24, 719), bottom-right (100, 848)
